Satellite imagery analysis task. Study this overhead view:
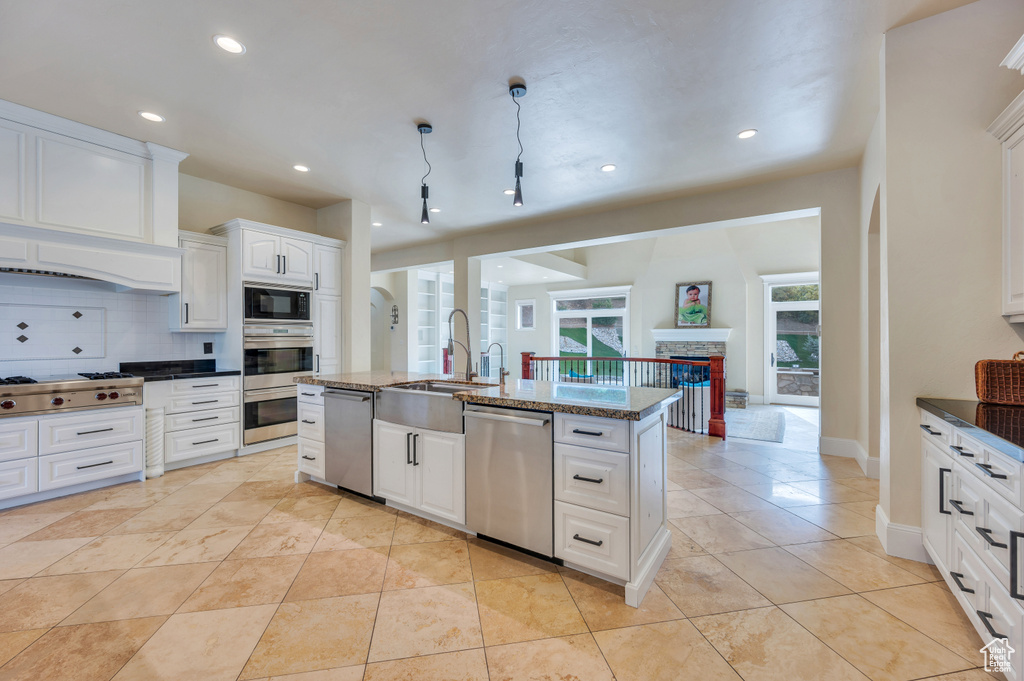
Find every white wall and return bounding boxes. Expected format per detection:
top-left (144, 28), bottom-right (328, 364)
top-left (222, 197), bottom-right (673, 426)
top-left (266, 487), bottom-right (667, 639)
top-left (178, 173), bottom-right (317, 234)
top-left (0, 274), bottom-right (217, 378)
top-left (505, 218), bottom-right (820, 393)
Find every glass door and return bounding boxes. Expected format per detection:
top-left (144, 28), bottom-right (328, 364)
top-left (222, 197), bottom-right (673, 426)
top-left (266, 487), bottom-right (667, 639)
top-left (767, 283), bottom-right (820, 406)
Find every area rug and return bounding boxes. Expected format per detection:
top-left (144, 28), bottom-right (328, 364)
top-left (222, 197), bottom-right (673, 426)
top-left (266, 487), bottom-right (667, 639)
top-left (725, 408), bottom-right (786, 443)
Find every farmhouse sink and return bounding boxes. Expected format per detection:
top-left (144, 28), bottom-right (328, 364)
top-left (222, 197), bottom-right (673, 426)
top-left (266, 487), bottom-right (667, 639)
top-left (376, 382), bottom-right (488, 433)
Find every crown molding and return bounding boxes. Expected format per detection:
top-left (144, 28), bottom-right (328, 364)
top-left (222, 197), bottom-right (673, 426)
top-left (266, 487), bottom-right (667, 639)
top-left (651, 328), bottom-right (731, 342)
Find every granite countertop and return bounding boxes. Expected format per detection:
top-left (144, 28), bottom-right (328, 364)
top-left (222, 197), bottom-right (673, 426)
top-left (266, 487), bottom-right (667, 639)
top-left (454, 380), bottom-right (681, 421)
top-left (295, 371), bottom-right (486, 392)
top-left (917, 397), bottom-right (1024, 463)
top-left (120, 360), bottom-right (241, 383)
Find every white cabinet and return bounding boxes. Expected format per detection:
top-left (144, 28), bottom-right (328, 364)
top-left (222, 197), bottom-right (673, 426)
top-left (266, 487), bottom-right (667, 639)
top-left (921, 438), bottom-right (953, 572)
top-left (171, 233), bottom-right (228, 332)
top-left (314, 245), bottom-right (342, 296)
top-left (240, 231), bottom-right (313, 286)
top-left (295, 386), bottom-right (327, 481)
top-left (989, 69), bottom-right (1024, 320)
top-left (38, 440), bottom-right (143, 491)
top-left (314, 295), bottom-right (342, 374)
top-left (0, 417), bottom-right (37, 463)
top-left (373, 419), bottom-right (465, 524)
top-left (39, 406), bottom-right (144, 456)
top-left (0, 458), bottom-right (37, 501)
top-left (144, 376), bottom-right (242, 471)
top-left (298, 438), bottom-right (326, 478)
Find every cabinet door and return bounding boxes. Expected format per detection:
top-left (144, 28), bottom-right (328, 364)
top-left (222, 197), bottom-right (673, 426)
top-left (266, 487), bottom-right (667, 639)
top-left (1004, 124), bottom-right (1024, 317)
top-left (373, 420), bottom-right (416, 506)
top-left (314, 245), bottom-right (343, 296)
top-left (922, 440), bottom-right (953, 571)
top-left (314, 295), bottom-right (342, 373)
top-left (241, 231), bottom-right (280, 281)
top-left (279, 237), bottom-right (314, 285)
top-left (416, 430), bottom-right (465, 524)
top-left (180, 239), bottom-right (228, 330)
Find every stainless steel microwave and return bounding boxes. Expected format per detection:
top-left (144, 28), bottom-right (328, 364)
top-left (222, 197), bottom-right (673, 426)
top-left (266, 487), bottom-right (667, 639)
top-left (244, 285), bottom-right (311, 323)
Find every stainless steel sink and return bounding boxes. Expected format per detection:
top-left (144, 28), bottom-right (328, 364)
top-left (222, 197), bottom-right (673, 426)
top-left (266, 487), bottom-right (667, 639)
top-left (375, 382), bottom-right (488, 433)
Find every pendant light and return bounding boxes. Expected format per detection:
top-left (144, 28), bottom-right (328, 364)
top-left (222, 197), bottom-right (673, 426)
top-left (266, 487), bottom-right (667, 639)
top-left (418, 122), bottom-right (433, 224)
top-left (509, 82), bottom-right (526, 207)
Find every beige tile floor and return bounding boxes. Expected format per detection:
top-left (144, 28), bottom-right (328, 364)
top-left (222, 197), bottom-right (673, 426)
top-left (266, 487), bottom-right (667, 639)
top-left (0, 428), bottom-right (1001, 681)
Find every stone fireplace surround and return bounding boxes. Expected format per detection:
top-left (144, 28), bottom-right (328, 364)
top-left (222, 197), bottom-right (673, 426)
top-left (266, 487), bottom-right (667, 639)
top-left (651, 328), bottom-right (747, 409)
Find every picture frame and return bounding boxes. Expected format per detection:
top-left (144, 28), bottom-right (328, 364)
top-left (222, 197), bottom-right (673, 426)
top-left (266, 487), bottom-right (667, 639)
top-left (675, 281), bottom-right (712, 328)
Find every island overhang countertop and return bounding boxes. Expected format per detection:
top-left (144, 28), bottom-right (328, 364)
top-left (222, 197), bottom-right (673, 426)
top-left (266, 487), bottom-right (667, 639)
top-left (454, 380), bottom-right (681, 421)
top-left (295, 371), bottom-right (484, 392)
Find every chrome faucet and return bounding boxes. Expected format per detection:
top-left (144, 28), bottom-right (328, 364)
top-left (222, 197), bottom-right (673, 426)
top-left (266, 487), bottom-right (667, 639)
top-left (447, 308), bottom-right (476, 380)
top-left (487, 342), bottom-right (509, 386)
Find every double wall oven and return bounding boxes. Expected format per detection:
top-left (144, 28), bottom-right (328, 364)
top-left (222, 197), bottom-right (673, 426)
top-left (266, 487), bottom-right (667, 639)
top-left (242, 284), bottom-right (314, 445)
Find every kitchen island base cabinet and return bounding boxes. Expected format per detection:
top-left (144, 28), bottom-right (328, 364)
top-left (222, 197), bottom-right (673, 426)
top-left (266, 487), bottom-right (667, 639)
top-left (373, 419), bottom-right (465, 525)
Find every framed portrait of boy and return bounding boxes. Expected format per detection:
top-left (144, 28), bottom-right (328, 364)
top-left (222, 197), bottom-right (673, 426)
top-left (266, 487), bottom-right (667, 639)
top-left (675, 281), bottom-right (712, 328)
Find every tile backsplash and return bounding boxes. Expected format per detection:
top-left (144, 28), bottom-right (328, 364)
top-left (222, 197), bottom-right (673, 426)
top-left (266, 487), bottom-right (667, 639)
top-left (0, 273), bottom-right (219, 378)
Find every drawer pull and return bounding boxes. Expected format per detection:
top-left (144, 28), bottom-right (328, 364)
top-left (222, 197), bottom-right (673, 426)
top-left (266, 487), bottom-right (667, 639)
top-left (192, 400), bottom-right (219, 405)
top-left (1012, 531), bottom-right (1024, 601)
top-left (920, 424), bottom-right (941, 436)
top-left (949, 571), bottom-right (975, 594)
top-left (301, 455), bottom-right (316, 461)
top-left (192, 438), bottom-right (219, 446)
top-left (949, 445), bottom-right (974, 458)
top-left (974, 462), bottom-right (1008, 480)
top-left (77, 460), bottom-right (113, 470)
top-left (948, 499), bottom-right (973, 516)
top-left (301, 419), bottom-right (316, 424)
top-left (572, 474), bottom-right (605, 484)
top-left (301, 392), bottom-right (316, 397)
top-left (192, 384), bottom-right (220, 389)
top-left (192, 416), bottom-right (218, 423)
top-left (572, 534), bottom-right (604, 547)
top-left (572, 429), bottom-right (604, 437)
top-left (976, 610), bottom-right (1007, 640)
top-left (76, 427), bottom-right (114, 436)
top-left (977, 527), bottom-right (1008, 549)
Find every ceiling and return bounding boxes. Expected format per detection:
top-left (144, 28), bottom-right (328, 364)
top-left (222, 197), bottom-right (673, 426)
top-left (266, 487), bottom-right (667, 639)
top-left (415, 255), bottom-right (583, 287)
top-left (0, 0), bottom-right (975, 252)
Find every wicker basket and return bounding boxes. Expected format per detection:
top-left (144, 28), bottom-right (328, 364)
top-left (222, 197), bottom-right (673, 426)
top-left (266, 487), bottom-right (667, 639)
top-left (976, 352), bottom-right (1024, 405)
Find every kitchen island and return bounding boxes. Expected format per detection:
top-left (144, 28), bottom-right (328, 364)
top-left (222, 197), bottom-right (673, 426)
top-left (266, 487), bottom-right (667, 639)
top-left (295, 373), bottom-right (680, 606)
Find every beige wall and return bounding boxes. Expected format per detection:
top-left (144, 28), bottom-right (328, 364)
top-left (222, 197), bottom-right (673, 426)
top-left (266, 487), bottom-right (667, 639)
top-left (504, 219), bottom-right (819, 397)
top-left (879, 0), bottom-right (1024, 529)
top-left (178, 173), bottom-right (317, 233)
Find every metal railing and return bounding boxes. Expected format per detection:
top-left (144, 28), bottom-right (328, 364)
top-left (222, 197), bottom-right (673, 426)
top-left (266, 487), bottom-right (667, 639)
top-left (520, 352), bottom-right (726, 439)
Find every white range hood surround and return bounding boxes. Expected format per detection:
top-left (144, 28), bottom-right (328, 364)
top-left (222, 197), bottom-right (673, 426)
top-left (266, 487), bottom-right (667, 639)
top-left (651, 328), bottom-right (732, 342)
top-left (0, 222), bottom-right (183, 293)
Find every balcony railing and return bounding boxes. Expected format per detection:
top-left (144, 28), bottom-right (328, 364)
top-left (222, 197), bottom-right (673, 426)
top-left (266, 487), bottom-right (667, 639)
top-left (520, 352), bottom-right (726, 439)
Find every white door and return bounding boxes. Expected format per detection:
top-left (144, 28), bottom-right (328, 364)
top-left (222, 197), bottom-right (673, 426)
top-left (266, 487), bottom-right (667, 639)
top-left (180, 240), bottom-right (227, 330)
top-left (416, 430), bottom-right (465, 524)
top-left (314, 245), bottom-right (343, 296)
top-left (765, 279), bottom-right (820, 407)
top-left (921, 441), bottom-right (952, 571)
top-left (373, 420), bottom-right (416, 506)
top-left (314, 295), bottom-right (342, 374)
top-left (241, 231), bottom-right (280, 281)
top-left (279, 237), bottom-right (315, 286)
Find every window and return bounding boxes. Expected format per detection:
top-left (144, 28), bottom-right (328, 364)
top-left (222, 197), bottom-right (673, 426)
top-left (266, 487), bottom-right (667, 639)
top-left (516, 299), bottom-right (536, 330)
top-left (550, 287), bottom-right (630, 361)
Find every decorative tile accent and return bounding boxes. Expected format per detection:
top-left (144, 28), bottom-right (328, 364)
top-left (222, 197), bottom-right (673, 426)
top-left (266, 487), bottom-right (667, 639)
top-left (0, 304), bottom-right (104, 361)
top-left (72, 347), bottom-right (82, 355)
top-left (16, 335), bottom-right (27, 343)
top-left (16, 322), bottom-right (27, 330)
top-left (72, 311), bottom-right (82, 319)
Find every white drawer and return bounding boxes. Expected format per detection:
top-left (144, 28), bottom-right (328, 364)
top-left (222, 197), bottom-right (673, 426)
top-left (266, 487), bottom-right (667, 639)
top-left (0, 417), bottom-right (37, 463)
top-left (975, 484), bottom-right (1024, 594)
top-left (298, 404), bottom-right (325, 443)
top-left (297, 384), bottom-right (325, 404)
top-left (554, 413), bottom-right (630, 453)
top-left (554, 500), bottom-right (630, 580)
top-left (554, 443), bottom-right (630, 516)
top-left (298, 438), bottom-right (326, 478)
top-left (919, 409), bottom-right (953, 446)
top-left (960, 545), bottom-right (1024, 681)
top-left (164, 422), bottom-right (240, 464)
top-left (165, 390), bottom-right (240, 415)
top-left (978, 445), bottom-right (1024, 510)
top-left (949, 527), bottom-right (985, 612)
top-left (164, 407), bottom-right (239, 433)
top-left (39, 406), bottom-right (143, 455)
top-left (38, 440), bottom-right (143, 491)
top-left (0, 457), bottom-right (38, 501)
top-left (170, 376), bottom-right (241, 395)
top-left (950, 469), bottom-right (985, 555)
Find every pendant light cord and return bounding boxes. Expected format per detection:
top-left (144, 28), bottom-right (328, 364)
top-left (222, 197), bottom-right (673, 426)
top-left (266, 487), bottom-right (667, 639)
top-left (420, 130), bottom-right (432, 186)
top-left (513, 92), bottom-right (523, 165)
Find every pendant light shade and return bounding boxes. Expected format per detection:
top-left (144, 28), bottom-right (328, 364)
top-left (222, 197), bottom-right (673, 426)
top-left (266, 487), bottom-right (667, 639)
top-left (510, 82), bottom-right (526, 207)
top-left (417, 122), bottom-right (433, 224)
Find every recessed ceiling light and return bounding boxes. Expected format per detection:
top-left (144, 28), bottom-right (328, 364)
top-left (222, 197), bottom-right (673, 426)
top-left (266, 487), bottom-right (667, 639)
top-left (448, 270), bottom-right (454, 274)
top-left (503, 189), bottom-right (515, 196)
top-left (213, 35), bottom-right (246, 54)
top-left (497, 265), bottom-right (504, 269)
top-left (542, 276), bottom-right (548, 279)
top-left (600, 164), bottom-right (616, 172)
top-left (498, 280), bottom-right (503, 283)
top-left (429, 207), bottom-right (441, 213)
top-left (372, 222), bottom-right (382, 227)
top-left (293, 165), bottom-right (310, 172)
top-left (738, 129), bottom-right (757, 139)
top-left (138, 111), bottom-right (164, 122)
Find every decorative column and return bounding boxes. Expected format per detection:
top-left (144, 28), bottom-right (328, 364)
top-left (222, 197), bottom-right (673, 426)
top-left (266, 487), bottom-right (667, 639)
top-left (708, 356), bottom-right (727, 440)
top-left (521, 352), bottom-right (535, 379)
top-left (145, 407), bottom-right (165, 478)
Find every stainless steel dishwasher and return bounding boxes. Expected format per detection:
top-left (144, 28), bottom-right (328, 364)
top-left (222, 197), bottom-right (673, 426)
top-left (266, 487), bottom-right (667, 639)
top-left (465, 404), bottom-right (553, 557)
top-left (323, 388), bottom-right (376, 498)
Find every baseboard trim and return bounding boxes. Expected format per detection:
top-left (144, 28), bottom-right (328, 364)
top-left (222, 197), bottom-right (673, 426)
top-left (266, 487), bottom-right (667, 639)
top-left (747, 394), bottom-right (766, 405)
top-left (819, 436), bottom-right (879, 479)
top-left (875, 504), bottom-right (932, 564)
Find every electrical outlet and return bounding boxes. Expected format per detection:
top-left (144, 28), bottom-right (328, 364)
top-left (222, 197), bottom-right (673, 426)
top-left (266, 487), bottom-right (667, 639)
top-left (203, 342), bottom-right (213, 354)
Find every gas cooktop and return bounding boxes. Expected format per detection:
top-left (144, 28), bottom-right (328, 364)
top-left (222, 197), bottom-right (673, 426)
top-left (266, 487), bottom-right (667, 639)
top-left (0, 373), bottom-right (144, 418)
